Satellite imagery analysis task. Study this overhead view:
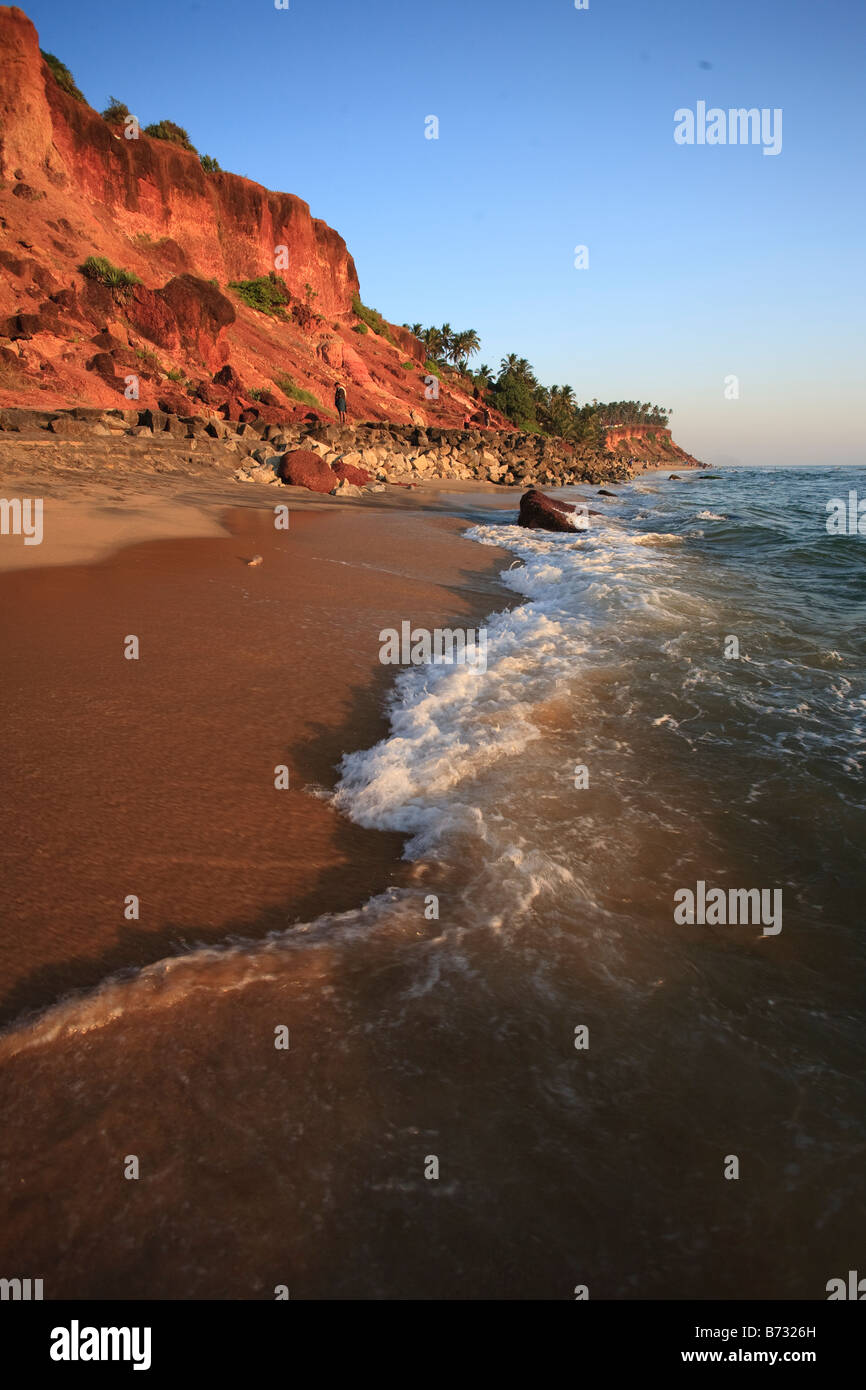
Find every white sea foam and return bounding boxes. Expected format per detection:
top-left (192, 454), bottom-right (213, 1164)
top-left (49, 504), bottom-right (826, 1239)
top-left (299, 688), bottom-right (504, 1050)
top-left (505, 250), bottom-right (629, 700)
top-left (331, 515), bottom-right (701, 869)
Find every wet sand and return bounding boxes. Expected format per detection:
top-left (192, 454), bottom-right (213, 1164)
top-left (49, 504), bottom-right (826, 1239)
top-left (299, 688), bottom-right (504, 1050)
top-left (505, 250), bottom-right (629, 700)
top-left (0, 486), bottom-right (510, 1026)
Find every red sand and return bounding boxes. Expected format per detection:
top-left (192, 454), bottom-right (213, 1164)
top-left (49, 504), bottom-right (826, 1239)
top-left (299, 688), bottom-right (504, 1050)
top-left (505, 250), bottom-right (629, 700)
top-left (0, 499), bottom-right (507, 1024)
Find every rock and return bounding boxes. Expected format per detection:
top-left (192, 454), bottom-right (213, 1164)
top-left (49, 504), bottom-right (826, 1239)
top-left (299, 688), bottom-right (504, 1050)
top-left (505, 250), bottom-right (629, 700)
top-left (158, 387), bottom-right (194, 416)
top-left (247, 555), bottom-right (263, 567)
top-left (597, 488), bottom-right (617, 496)
top-left (124, 285), bottom-right (181, 353)
top-left (158, 276), bottom-right (235, 368)
top-left (50, 287), bottom-right (77, 311)
top-left (1, 307), bottom-right (63, 339)
top-left (48, 415), bottom-right (91, 436)
top-left (213, 363), bottom-right (243, 391)
top-left (331, 480), bottom-right (363, 497)
top-left (139, 408), bottom-right (170, 432)
top-left (518, 487), bottom-right (585, 534)
top-left (0, 408), bottom-right (52, 431)
top-left (163, 415), bottom-right (190, 438)
top-left (193, 380), bottom-right (228, 408)
top-left (90, 330), bottom-right (126, 353)
top-left (278, 448), bottom-right (336, 492)
top-left (85, 351), bottom-right (119, 381)
top-left (332, 458), bottom-right (372, 486)
top-left (668, 474), bottom-right (682, 480)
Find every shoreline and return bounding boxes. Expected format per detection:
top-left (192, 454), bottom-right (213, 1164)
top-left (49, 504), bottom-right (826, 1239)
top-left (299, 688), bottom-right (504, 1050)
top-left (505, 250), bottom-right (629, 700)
top-left (0, 474), bottom-right (513, 1027)
top-left (0, 457), bottom-right (680, 1031)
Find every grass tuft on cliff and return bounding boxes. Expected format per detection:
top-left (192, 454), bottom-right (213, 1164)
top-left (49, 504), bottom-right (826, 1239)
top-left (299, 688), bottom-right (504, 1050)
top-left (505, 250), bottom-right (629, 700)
top-left (200, 154), bottom-right (221, 174)
top-left (229, 273), bottom-right (291, 318)
top-left (41, 51), bottom-right (87, 104)
top-left (272, 373), bottom-right (321, 409)
top-left (143, 120), bottom-right (197, 153)
top-left (351, 294), bottom-right (396, 345)
top-left (80, 256), bottom-right (141, 290)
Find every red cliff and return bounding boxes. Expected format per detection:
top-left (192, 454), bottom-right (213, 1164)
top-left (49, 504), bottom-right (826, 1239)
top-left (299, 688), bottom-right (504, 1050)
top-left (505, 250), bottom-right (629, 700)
top-left (0, 6), bottom-right (487, 426)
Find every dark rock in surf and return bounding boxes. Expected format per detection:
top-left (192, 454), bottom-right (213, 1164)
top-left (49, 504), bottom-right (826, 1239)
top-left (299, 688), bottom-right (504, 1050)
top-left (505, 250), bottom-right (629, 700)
top-left (518, 486), bottom-right (584, 533)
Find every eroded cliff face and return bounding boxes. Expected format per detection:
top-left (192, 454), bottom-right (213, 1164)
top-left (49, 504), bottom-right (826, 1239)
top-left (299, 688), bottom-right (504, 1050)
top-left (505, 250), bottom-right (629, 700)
top-left (0, 6), bottom-right (458, 424)
top-left (605, 423), bottom-right (698, 467)
top-left (0, 8), bottom-right (359, 315)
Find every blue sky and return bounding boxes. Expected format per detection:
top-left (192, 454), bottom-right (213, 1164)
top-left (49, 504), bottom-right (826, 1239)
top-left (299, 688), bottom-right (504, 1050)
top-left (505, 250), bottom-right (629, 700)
top-left (25, 0), bottom-right (865, 464)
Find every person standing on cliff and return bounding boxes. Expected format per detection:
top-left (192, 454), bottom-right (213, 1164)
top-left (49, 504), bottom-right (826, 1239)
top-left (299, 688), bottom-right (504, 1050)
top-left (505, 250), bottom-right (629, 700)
top-left (334, 383), bottom-right (348, 424)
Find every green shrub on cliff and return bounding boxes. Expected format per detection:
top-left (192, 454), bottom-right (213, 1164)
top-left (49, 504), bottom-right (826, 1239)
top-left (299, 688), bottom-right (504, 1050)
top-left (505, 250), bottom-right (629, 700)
top-left (228, 273), bottom-right (291, 318)
top-left (80, 255), bottom-right (141, 290)
top-left (272, 373), bottom-right (321, 409)
top-left (200, 154), bottom-right (221, 174)
top-left (41, 51), bottom-right (87, 104)
top-left (101, 96), bottom-right (130, 123)
top-left (144, 120), bottom-right (197, 154)
top-left (351, 295), bottom-right (396, 345)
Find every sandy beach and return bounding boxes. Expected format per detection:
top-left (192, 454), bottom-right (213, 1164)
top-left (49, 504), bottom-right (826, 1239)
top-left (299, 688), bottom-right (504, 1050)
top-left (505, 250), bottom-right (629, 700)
top-left (0, 466), bottom-right (512, 1026)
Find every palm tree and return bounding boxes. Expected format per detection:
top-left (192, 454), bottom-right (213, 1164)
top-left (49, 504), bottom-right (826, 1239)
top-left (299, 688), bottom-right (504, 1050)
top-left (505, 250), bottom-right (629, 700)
top-left (452, 329), bottom-right (481, 361)
top-left (499, 353), bottom-right (521, 376)
top-left (421, 326), bottom-right (445, 360)
top-left (516, 357), bottom-right (535, 384)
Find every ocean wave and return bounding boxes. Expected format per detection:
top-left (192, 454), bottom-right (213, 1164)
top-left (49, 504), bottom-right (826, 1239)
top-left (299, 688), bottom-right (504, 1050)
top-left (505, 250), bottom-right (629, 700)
top-left (629, 532), bottom-right (685, 546)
